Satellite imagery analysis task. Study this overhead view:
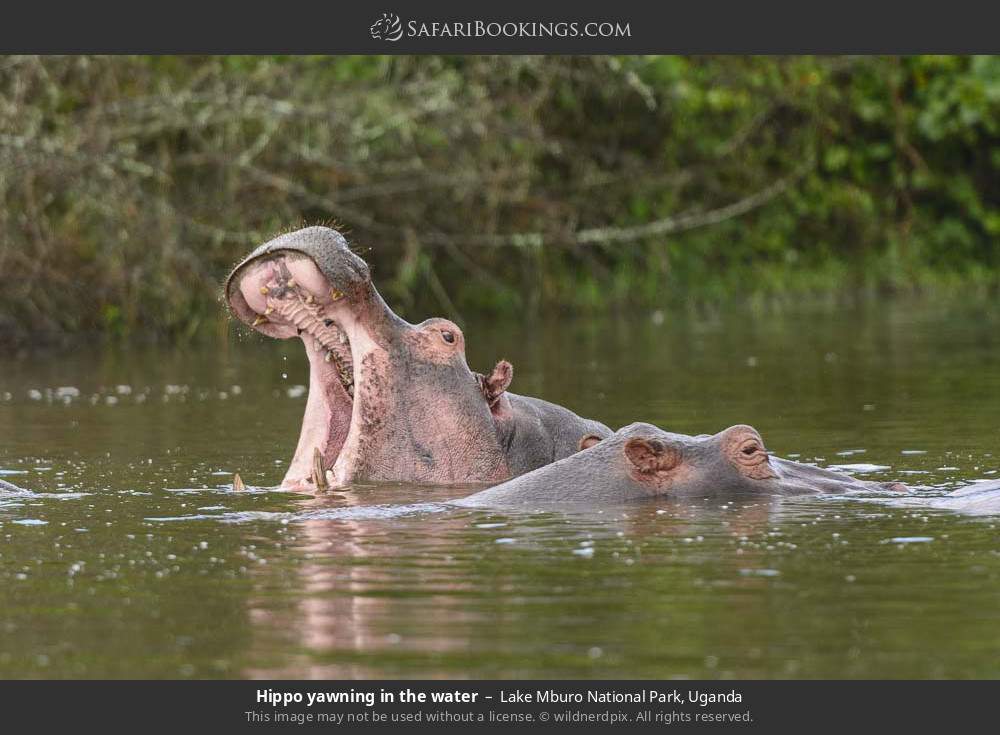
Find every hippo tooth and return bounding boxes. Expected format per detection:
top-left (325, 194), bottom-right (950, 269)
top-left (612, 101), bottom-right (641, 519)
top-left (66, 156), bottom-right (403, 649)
top-left (325, 351), bottom-right (333, 363)
top-left (312, 448), bottom-right (329, 491)
top-left (259, 286), bottom-right (269, 295)
top-left (252, 315), bottom-right (268, 327)
top-left (286, 278), bottom-right (297, 288)
top-left (339, 332), bottom-right (347, 344)
top-left (330, 288), bottom-right (344, 301)
top-left (264, 306), bottom-right (274, 316)
top-left (347, 385), bottom-right (354, 397)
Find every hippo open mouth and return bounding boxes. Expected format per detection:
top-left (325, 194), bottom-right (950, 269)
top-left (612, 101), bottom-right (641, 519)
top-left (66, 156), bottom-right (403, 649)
top-left (235, 251), bottom-right (358, 396)
top-left (226, 226), bottom-right (513, 490)
top-left (227, 234), bottom-right (358, 488)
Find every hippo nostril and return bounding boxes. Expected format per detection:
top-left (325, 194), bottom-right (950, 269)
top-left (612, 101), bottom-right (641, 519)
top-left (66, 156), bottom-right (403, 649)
top-left (324, 319), bottom-right (334, 327)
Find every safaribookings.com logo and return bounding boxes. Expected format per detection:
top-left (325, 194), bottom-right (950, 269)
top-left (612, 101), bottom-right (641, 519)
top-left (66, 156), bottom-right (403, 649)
top-left (370, 13), bottom-right (404, 41)
top-left (369, 13), bottom-right (631, 42)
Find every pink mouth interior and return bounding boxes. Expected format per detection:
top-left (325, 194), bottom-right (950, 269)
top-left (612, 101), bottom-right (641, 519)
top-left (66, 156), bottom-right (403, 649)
top-left (232, 253), bottom-right (356, 489)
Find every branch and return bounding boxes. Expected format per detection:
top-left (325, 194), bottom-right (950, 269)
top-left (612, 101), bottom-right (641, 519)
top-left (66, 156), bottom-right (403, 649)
top-left (412, 158), bottom-right (814, 248)
top-left (576, 159), bottom-right (812, 245)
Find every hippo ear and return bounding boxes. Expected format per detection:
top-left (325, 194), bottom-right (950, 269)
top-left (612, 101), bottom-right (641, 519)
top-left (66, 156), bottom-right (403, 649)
top-left (624, 438), bottom-right (681, 477)
top-left (578, 434), bottom-right (603, 451)
top-left (879, 481), bottom-right (909, 493)
top-left (479, 360), bottom-right (513, 409)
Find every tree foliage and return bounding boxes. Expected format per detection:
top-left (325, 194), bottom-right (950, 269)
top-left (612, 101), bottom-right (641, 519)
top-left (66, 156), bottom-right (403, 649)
top-left (1, 55), bottom-right (998, 343)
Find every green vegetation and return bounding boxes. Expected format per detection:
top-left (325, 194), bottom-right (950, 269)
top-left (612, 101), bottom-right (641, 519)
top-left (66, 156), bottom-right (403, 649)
top-left (1, 55), bottom-right (999, 344)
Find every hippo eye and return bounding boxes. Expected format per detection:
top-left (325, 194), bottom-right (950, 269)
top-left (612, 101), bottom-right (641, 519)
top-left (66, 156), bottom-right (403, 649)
top-left (735, 438), bottom-right (767, 464)
top-left (441, 330), bottom-right (455, 344)
top-left (726, 428), bottom-right (776, 479)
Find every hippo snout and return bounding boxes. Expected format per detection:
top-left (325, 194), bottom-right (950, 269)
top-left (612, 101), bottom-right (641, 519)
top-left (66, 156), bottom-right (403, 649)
top-left (225, 226), bottom-right (372, 331)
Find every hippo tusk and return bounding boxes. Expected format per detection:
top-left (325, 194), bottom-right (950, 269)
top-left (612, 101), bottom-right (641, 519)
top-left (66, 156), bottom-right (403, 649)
top-left (330, 288), bottom-right (344, 301)
top-left (233, 473), bottom-right (247, 492)
top-left (252, 314), bottom-right (268, 327)
top-left (312, 447), bottom-right (329, 491)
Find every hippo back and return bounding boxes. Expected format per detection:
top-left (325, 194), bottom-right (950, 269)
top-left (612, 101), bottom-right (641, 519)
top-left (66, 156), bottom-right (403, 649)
top-left (500, 393), bottom-right (612, 477)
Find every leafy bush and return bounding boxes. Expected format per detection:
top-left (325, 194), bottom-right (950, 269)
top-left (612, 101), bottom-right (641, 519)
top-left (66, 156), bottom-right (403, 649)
top-left (1, 55), bottom-right (998, 344)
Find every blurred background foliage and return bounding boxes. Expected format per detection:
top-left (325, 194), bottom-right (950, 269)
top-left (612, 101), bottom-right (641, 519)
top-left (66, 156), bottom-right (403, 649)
top-left (1, 55), bottom-right (999, 345)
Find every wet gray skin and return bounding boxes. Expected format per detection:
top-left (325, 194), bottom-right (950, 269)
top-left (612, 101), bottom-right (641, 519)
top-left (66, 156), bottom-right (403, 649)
top-left (922, 481), bottom-right (1000, 514)
top-left (454, 422), bottom-right (912, 508)
top-left (226, 226), bottom-right (610, 490)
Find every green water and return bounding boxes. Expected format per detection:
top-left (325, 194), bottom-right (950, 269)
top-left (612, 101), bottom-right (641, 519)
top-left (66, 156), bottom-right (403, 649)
top-left (1, 300), bottom-right (999, 679)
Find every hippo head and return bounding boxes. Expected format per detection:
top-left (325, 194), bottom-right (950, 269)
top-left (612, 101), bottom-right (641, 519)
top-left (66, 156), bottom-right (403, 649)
top-left (226, 226), bottom-right (510, 489)
top-left (575, 423), bottom-right (908, 498)
top-left (461, 421), bottom-right (907, 507)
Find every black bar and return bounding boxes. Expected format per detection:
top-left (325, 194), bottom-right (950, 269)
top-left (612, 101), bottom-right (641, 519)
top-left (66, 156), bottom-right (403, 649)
top-left (4, 680), bottom-right (996, 731)
top-left (2, 1), bottom-right (1000, 53)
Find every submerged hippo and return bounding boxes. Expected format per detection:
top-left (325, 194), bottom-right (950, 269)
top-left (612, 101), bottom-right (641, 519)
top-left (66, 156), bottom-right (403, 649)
top-left (454, 422), bottom-right (910, 507)
top-left (226, 226), bottom-right (610, 490)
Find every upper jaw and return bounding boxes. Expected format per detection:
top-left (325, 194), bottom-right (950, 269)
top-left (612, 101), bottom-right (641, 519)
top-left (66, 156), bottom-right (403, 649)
top-left (225, 227), bottom-right (384, 393)
top-left (232, 252), bottom-right (358, 396)
top-left (225, 226), bottom-right (372, 333)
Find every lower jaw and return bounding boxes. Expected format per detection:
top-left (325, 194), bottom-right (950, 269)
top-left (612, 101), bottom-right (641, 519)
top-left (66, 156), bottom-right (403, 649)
top-left (283, 339), bottom-right (353, 489)
top-left (325, 318), bottom-right (382, 487)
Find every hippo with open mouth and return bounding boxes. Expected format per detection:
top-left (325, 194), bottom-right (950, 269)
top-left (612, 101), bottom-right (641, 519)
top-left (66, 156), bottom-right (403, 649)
top-left (454, 422), bottom-right (910, 507)
top-left (226, 226), bottom-right (610, 490)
